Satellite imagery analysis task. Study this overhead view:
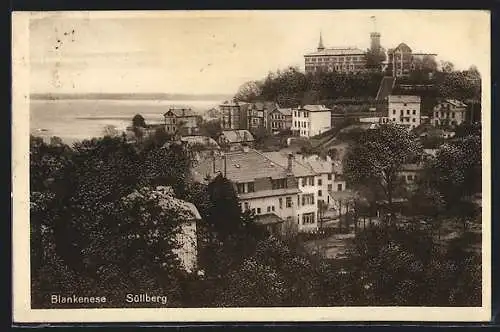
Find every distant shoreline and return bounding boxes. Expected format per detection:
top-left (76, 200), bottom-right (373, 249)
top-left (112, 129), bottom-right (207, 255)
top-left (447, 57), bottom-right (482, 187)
top-left (30, 92), bottom-right (233, 102)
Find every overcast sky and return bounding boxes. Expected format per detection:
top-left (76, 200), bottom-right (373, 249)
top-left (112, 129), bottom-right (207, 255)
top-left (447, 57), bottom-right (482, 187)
top-left (29, 10), bottom-right (490, 95)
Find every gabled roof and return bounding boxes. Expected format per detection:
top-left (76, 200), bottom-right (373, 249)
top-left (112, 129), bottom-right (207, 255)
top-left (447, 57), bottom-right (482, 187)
top-left (254, 213), bottom-right (284, 226)
top-left (388, 95), bottom-right (421, 103)
top-left (164, 108), bottom-right (197, 117)
top-left (192, 148), bottom-right (291, 183)
top-left (181, 135), bottom-right (220, 148)
top-left (271, 108), bottom-right (292, 116)
top-left (305, 47), bottom-right (366, 57)
top-left (302, 104), bottom-right (331, 112)
top-left (220, 130), bottom-right (255, 143)
top-left (251, 101), bottom-right (278, 111)
top-left (393, 42), bottom-right (412, 53)
top-left (442, 99), bottom-right (468, 108)
top-left (263, 151), bottom-right (316, 177)
top-left (301, 155), bottom-right (333, 174)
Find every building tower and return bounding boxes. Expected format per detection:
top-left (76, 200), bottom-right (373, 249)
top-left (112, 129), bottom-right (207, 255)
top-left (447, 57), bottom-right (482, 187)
top-left (317, 31), bottom-right (325, 52)
top-left (369, 16), bottom-right (381, 52)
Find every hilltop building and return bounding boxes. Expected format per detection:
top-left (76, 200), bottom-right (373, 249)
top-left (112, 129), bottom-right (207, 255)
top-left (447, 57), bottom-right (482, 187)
top-left (387, 43), bottom-right (437, 78)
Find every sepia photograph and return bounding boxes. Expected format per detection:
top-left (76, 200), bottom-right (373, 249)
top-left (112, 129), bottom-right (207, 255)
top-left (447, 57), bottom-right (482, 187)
top-left (12, 10), bottom-right (491, 322)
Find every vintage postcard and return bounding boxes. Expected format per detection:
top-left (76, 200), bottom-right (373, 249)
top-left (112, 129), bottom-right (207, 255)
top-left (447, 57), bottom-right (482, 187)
top-left (12, 10), bottom-right (491, 323)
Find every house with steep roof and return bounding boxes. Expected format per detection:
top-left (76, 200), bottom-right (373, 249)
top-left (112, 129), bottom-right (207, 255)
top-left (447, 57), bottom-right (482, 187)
top-left (192, 148), bottom-right (302, 235)
top-left (164, 107), bottom-right (199, 136)
top-left (218, 129), bottom-right (255, 151)
top-left (432, 99), bottom-right (468, 128)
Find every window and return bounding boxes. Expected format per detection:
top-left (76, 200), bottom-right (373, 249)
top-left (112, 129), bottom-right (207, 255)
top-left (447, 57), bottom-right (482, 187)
top-left (413, 110), bottom-right (416, 115)
top-left (407, 110), bottom-right (410, 115)
top-left (301, 178), bottom-right (306, 186)
top-left (318, 190), bottom-right (322, 197)
top-left (248, 182), bottom-right (255, 193)
top-left (302, 212), bottom-right (315, 224)
top-left (267, 206), bottom-right (271, 213)
top-left (244, 202), bottom-right (249, 211)
top-left (452, 112), bottom-right (455, 118)
top-left (318, 178), bottom-right (322, 186)
top-left (400, 110), bottom-right (403, 116)
top-left (328, 173), bottom-right (332, 180)
top-left (327, 184), bottom-right (332, 192)
top-left (294, 121), bottom-right (297, 127)
top-left (412, 118), bottom-right (416, 122)
top-left (308, 176), bottom-right (314, 185)
top-left (272, 178), bottom-right (287, 190)
top-left (251, 208), bottom-right (256, 214)
top-left (279, 198), bottom-right (283, 209)
top-left (337, 183), bottom-right (343, 191)
top-left (272, 206), bottom-right (275, 212)
top-left (286, 197), bottom-right (292, 208)
top-left (302, 194), bottom-right (315, 205)
top-left (236, 183), bottom-right (245, 194)
top-left (257, 208), bottom-right (261, 214)
top-left (407, 175), bottom-right (413, 181)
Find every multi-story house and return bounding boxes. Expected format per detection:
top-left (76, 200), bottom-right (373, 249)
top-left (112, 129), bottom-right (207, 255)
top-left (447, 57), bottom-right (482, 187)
top-left (432, 99), bottom-right (468, 128)
top-left (268, 108), bottom-right (293, 134)
top-left (387, 95), bottom-right (421, 130)
top-left (191, 148), bottom-right (301, 235)
top-left (292, 105), bottom-right (332, 137)
top-left (263, 152), bottom-right (347, 232)
top-left (244, 102), bottom-right (277, 131)
top-left (219, 100), bottom-right (246, 130)
top-left (164, 108), bottom-right (199, 136)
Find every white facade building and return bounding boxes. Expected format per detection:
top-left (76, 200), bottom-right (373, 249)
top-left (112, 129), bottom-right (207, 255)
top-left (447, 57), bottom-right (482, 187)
top-left (292, 105), bottom-right (332, 137)
top-left (432, 99), bottom-right (468, 127)
top-left (388, 95), bottom-right (421, 130)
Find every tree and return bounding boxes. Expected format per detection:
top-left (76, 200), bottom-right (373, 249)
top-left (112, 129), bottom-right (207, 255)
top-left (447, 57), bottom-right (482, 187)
top-left (29, 136), bottom-right (196, 307)
top-left (344, 124), bottom-right (423, 220)
top-left (103, 125), bottom-right (120, 138)
top-left (424, 135), bottom-right (481, 209)
top-left (345, 223), bottom-right (481, 306)
top-left (199, 119), bottom-right (222, 141)
top-left (234, 80), bottom-right (263, 102)
top-left (365, 48), bottom-right (385, 70)
top-left (215, 237), bottom-right (322, 307)
top-left (132, 114), bottom-right (147, 128)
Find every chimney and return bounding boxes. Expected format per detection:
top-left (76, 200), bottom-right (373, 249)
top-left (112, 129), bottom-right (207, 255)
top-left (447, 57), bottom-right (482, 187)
top-left (287, 153), bottom-right (294, 174)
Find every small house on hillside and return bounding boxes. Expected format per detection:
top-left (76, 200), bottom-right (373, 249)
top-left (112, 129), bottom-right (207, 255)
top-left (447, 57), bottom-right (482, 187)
top-left (218, 129), bottom-right (255, 151)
